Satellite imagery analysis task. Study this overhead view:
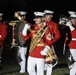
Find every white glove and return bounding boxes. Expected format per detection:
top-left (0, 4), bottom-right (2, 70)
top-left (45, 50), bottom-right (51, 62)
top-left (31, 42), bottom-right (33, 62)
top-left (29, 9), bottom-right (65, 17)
top-left (0, 35), bottom-right (2, 38)
top-left (40, 46), bottom-right (50, 55)
top-left (66, 20), bottom-right (75, 31)
top-left (22, 24), bottom-right (30, 36)
top-left (66, 20), bottom-right (72, 26)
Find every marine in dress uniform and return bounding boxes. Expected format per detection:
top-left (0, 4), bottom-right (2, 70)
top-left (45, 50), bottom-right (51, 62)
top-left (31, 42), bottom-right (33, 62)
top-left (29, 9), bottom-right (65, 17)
top-left (69, 11), bottom-right (76, 29)
top-left (22, 12), bottom-right (53, 75)
top-left (0, 13), bottom-right (7, 70)
top-left (65, 11), bottom-right (76, 75)
top-left (42, 10), bottom-right (60, 75)
top-left (15, 11), bottom-right (31, 73)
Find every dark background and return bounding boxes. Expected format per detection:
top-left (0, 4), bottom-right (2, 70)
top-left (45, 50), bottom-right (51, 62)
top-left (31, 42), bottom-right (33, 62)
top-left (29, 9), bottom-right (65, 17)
top-left (0, 0), bottom-right (76, 22)
top-left (0, 0), bottom-right (76, 64)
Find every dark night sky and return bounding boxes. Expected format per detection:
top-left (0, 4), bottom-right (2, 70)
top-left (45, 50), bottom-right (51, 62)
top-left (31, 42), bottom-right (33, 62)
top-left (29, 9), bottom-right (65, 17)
top-left (0, 0), bottom-right (76, 23)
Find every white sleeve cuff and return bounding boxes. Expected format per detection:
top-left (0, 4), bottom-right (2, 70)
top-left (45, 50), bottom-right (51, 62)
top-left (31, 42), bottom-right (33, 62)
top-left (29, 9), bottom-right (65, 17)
top-left (45, 45), bottom-right (50, 50)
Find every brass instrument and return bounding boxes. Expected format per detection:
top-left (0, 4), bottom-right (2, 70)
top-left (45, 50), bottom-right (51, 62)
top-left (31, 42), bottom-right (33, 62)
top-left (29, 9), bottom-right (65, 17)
top-left (14, 12), bottom-right (25, 22)
top-left (8, 11), bottom-right (22, 47)
top-left (45, 33), bottom-right (58, 67)
top-left (14, 12), bottom-right (21, 21)
top-left (9, 20), bottom-right (19, 47)
top-left (45, 46), bottom-right (58, 67)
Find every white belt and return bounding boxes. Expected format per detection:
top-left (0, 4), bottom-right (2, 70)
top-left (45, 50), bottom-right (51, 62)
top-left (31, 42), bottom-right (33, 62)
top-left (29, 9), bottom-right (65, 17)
top-left (72, 38), bottom-right (76, 40)
top-left (37, 44), bottom-right (45, 46)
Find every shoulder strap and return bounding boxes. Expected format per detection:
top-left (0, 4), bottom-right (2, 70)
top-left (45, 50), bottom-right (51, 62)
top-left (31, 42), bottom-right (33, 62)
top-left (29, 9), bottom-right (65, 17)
top-left (29, 25), bottom-right (48, 54)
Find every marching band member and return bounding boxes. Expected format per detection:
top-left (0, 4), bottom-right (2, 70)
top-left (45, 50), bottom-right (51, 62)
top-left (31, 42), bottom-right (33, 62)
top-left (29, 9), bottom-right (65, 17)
top-left (68, 11), bottom-right (76, 29)
top-left (0, 13), bottom-right (7, 70)
top-left (22, 11), bottom-right (53, 75)
top-left (14, 11), bottom-right (31, 73)
top-left (64, 11), bottom-right (76, 75)
top-left (58, 15), bottom-right (71, 63)
top-left (43, 10), bottom-right (60, 75)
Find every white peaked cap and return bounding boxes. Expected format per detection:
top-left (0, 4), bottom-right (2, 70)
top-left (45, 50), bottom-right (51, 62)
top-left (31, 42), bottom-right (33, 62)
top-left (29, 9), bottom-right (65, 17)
top-left (44, 10), bottom-right (54, 14)
top-left (70, 14), bottom-right (76, 18)
top-left (42, 12), bottom-right (45, 16)
top-left (18, 11), bottom-right (27, 15)
top-left (0, 13), bottom-right (3, 16)
top-left (68, 11), bottom-right (76, 15)
top-left (34, 12), bottom-right (44, 17)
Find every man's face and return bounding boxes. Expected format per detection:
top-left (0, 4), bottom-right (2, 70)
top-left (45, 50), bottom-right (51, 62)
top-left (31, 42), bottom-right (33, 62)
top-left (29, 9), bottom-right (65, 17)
top-left (35, 17), bottom-right (42, 24)
top-left (70, 18), bottom-right (76, 25)
top-left (21, 15), bottom-right (26, 21)
top-left (42, 16), bottom-right (46, 22)
top-left (59, 17), bottom-right (68, 25)
top-left (0, 16), bottom-right (2, 21)
top-left (45, 14), bottom-right (52, 21)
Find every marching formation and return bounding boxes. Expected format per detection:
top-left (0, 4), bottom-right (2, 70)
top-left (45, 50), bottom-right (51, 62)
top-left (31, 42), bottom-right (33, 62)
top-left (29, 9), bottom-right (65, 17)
top-left (0, 10), bottom-right (76, 75)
